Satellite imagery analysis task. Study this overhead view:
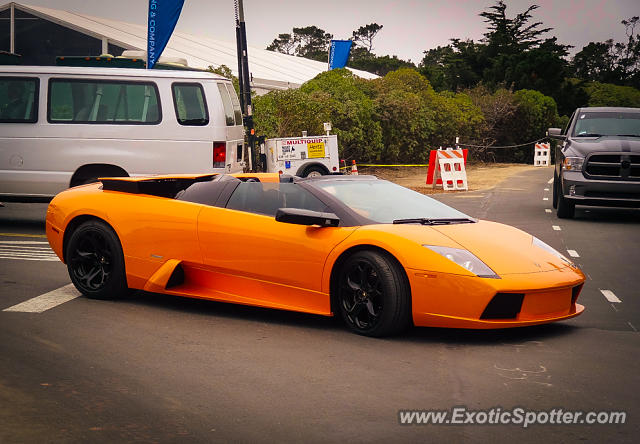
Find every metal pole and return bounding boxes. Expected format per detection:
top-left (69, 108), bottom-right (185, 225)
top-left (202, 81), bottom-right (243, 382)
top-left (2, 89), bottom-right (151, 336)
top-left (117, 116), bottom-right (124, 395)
top-left (10, 3), bottom-right (15, 54)
top-left (234, 0), bottom-right (256, 171)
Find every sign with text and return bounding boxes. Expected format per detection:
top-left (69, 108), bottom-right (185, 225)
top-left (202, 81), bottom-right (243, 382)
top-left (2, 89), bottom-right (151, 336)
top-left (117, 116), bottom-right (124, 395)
top-left (147, 0), bottom-right (185, 69)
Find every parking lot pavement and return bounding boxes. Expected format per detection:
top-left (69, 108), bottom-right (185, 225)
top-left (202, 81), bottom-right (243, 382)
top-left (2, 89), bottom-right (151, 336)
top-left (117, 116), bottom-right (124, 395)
top-left (1, 169), bottom-right (639, 443)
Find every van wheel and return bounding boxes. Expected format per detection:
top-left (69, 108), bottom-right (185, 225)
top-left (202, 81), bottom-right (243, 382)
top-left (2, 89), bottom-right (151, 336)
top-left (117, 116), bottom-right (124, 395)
top-left (303, 165), bottom-right (326, 178)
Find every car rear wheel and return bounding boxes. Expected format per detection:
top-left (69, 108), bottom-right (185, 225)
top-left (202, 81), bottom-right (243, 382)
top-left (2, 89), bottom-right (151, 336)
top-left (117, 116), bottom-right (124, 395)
top-left (66, 220), bottom-right (128, 299)
top-left (337, 250), bottom-right (410, 337)
top-left (556, 179), bottom-right (575, 219)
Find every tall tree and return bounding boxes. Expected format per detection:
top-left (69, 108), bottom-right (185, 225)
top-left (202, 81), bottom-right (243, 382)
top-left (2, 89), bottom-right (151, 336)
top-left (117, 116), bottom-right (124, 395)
top-left (266, 33), bottom-right (296, 55)
top-left (480, 0), bottom-right (552, 55)
top-left (292, 26), bottom-right (333, 62)
top-left (352, 23), bottom-right (383, 52)
top-left (266, 26), bottom-right (332, 62)
top-left (572, 16), bottom-right (640, 88)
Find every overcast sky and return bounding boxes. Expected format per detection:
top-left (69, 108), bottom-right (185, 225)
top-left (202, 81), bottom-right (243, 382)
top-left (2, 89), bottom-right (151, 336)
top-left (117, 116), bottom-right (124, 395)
top-left (22, 0), bottom-right (640, 62)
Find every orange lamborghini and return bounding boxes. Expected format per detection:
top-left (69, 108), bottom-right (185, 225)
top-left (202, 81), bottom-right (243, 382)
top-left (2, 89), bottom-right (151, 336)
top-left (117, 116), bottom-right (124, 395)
top-left (45, 173), bottom-right (585, 337)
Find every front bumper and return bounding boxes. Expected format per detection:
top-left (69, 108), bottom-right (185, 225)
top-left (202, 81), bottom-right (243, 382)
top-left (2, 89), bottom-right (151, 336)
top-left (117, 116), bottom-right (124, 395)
top-left (408, 266), bottom-right (585, 329)
top-left (562, 170), bottom-right (640, 208)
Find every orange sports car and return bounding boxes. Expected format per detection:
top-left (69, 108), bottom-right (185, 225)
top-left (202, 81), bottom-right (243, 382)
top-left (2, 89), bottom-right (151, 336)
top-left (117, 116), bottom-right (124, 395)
top-left (45, 173), bottom-right (585, 337)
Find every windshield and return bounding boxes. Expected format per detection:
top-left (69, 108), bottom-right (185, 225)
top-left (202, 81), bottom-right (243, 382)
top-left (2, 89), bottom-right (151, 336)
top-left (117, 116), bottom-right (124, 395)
top-left (314, 179), bottom-right (470, 223)
top-left (573, 111), bottom-right (640, 137)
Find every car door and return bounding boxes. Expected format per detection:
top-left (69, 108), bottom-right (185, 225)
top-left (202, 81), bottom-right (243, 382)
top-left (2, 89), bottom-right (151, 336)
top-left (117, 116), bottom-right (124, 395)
top-left (197, 181), bottom-right (357, 314)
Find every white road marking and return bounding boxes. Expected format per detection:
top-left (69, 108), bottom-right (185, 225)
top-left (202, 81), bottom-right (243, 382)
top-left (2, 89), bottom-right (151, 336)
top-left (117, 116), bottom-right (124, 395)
top-left (547, 178), bottom-right (554, 184)
top-left (544, 188), bottom-right (549, 191)
top-left (0, 240), bottom-right (49, 244)
top-left (552, 225), bottom-right (561, 231)
top-left (0, 241), bottom-right (58, 262)
top-left (600, 289), bottom-right (621, 303)
top-left (567, 249), bottom-right (580, 258)
top-left (628, 322), bottom-right (638, 332)
top-left (545, 209), bottom-right (552, 213)
top-left (543, 197), bottom-right (549, 201)
top-left (3, 284), bottom-right (80, 313)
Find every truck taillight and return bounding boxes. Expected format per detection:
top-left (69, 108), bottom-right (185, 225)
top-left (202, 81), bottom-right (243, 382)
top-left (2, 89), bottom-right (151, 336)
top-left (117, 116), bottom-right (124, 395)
top-left (213, 142), bottom-right (226, 168)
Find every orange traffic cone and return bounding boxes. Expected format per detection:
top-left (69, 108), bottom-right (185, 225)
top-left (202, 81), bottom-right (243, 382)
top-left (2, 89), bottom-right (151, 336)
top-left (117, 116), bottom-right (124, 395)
top-left (351, 160), bottom-right (358, 175)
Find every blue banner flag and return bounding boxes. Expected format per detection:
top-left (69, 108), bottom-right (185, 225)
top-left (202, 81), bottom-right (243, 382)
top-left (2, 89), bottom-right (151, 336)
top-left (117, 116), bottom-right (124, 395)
top-left (329, 40), bottom-right (352, 70)
top-left (147, 0), bottom-right (185, 69)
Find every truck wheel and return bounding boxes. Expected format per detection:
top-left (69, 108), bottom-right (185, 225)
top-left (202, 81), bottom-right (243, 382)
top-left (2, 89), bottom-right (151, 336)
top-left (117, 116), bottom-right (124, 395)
top-left (552, 171), bottom-right (558, 209)
top-left (303, 165), bottom-right (326, 178)
top-left (556, 181), bottom-right (575, 219)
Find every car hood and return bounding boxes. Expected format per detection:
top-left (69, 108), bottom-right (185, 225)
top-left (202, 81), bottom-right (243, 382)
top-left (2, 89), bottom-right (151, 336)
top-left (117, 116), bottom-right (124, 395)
top-left (566, 136), bottom-right (640, 157)
top-left (431, 220), bottom-right (570, 275)
top-left (367, 221), bottom-right (572, 275)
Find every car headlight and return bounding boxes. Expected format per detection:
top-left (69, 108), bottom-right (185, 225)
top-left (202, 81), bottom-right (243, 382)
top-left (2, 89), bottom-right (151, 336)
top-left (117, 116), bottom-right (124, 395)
top-left (532, 236), bottom-right (575, 267)
top-left (562, 156), bottom-right (584, 171)
top-left (423, 245), bottom-right (500, 279)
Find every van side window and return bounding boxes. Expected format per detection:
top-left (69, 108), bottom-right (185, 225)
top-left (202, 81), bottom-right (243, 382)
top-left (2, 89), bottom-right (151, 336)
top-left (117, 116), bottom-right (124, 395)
top-left (225, 83), bottom-right (243, 125)
top-left (172, 83), bottom-right (209, 126)
top-left (217, 83), bottom-right (235, 126)
top-left (48, 79), bottom-right (161, 124)
top-left (0, 77), bottom-right (38, 123)
top-left (226, 182), bottom-right (329, 216)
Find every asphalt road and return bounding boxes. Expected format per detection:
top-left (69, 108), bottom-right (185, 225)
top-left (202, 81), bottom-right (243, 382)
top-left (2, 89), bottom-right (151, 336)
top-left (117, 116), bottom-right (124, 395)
top-left (1, 167), bottom-right (638, 443)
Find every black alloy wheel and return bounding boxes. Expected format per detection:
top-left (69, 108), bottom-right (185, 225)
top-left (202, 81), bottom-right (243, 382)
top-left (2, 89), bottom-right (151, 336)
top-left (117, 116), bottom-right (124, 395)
top-left (66, 220), bottom-right (128, 299)
top-left (337, 250), bottom-right (410, 337)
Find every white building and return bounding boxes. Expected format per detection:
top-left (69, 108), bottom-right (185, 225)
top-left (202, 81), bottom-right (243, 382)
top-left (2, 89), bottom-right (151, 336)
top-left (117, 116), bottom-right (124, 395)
top-left (0, 2), bottom-right (377, 93)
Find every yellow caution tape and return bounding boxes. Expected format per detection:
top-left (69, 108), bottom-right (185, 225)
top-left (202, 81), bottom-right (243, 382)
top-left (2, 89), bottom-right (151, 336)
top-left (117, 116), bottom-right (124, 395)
top-left (339, 164), bottom-right (428, 169)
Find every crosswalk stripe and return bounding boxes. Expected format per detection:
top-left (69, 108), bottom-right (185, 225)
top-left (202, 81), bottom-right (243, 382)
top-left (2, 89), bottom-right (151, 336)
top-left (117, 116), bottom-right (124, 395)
top-left (0, 240), bottom-right (49, 244)
top-left (3, 284), bottom-right (80, 313)
top-left (0, 240), bottom-right (58, 261)
top-left (0, 256), bottom-right (59, 261)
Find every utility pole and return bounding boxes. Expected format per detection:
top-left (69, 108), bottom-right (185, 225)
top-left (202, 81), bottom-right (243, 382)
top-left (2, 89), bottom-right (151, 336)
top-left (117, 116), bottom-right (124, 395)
top-left (234, 0), bottom-right (256, 172)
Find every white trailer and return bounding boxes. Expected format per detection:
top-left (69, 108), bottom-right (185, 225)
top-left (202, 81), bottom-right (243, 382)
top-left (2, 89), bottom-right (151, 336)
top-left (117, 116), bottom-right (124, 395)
top-left (263, 134), bottom-right (340, 177)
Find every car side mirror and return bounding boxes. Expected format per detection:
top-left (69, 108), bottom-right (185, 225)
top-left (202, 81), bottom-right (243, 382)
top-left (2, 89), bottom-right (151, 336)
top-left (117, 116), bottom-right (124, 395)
top-left (275, 208), bottom-right (340, 227)
top-left (547, 128), bottom-right (566, 140)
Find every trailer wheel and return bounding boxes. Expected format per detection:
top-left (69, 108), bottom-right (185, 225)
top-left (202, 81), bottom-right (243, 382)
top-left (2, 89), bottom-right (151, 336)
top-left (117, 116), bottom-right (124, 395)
top-left (302, 165), bottom-right (326, 178)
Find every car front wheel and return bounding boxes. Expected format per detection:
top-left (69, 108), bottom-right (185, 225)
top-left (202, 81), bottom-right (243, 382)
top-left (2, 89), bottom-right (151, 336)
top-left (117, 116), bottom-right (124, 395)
top-left (66, 220), bottom-right (129, 299)
top-left (337, 250), bottom-right (410, 337)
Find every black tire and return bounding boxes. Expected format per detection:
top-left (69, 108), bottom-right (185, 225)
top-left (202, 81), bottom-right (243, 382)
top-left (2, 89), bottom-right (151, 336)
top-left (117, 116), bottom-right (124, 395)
top-left (302, 165), bottom-right (326, 178)
top-left (556, 179), bottom-right (575, 219)
top-left (552, 170), bottom-right (558, 209)
top-left (66, 220), bottom-right (128, 299)
top-left (337, 250), bottom-right (410, 337)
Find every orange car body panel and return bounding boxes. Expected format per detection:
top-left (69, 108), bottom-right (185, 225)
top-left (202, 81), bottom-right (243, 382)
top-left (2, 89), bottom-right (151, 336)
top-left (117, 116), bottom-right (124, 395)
top-left (46, 174), bottom-right (586, 329)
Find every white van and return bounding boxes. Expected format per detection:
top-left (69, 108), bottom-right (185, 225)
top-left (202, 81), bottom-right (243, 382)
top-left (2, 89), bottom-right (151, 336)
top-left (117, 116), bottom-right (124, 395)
top-left (0, 65), bottom-right (246, 202)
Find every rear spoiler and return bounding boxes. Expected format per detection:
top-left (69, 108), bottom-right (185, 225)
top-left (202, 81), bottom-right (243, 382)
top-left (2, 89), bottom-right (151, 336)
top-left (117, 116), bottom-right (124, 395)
top-left (100, 175), bottom-right (217, 198)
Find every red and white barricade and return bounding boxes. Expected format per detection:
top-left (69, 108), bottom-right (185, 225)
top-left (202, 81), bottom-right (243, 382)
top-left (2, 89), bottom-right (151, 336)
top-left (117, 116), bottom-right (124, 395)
top-left (427, 148), bottom-right (468, 191)
top-left (534, 143), bottom-right (551, 166)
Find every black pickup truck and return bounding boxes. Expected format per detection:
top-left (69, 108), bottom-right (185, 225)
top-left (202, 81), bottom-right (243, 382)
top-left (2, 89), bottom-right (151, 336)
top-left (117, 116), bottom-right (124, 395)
top-left (548, 107), bottom-right (640, 218)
